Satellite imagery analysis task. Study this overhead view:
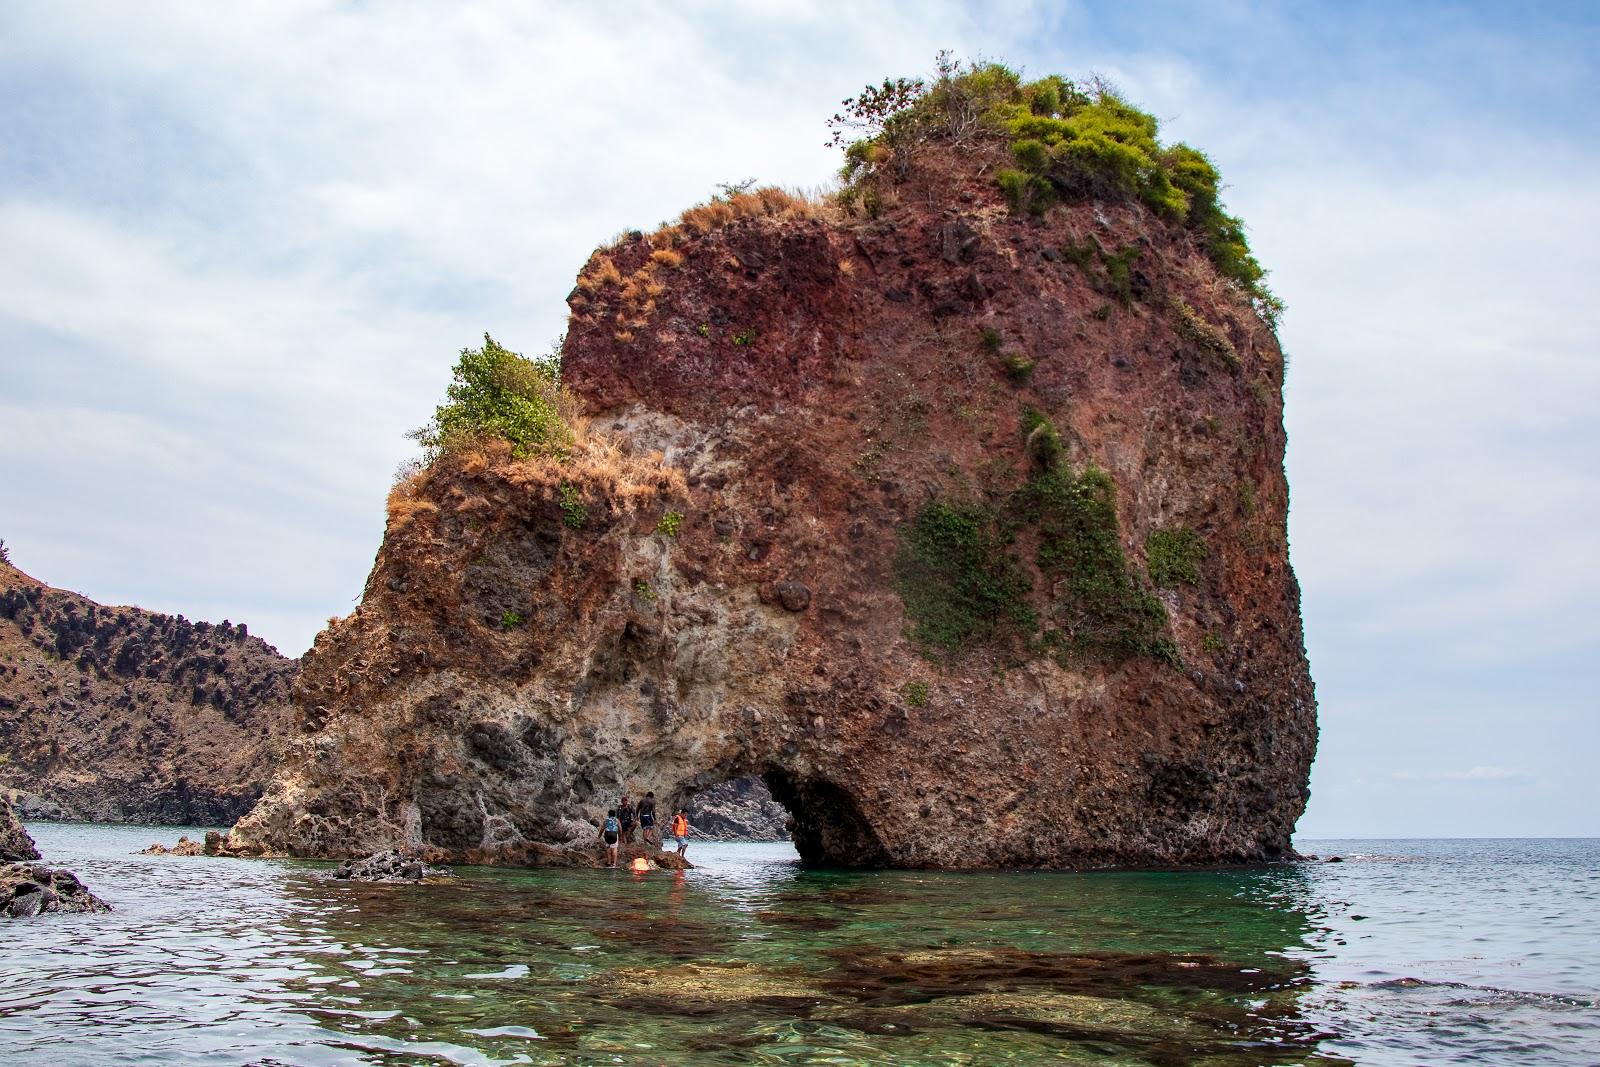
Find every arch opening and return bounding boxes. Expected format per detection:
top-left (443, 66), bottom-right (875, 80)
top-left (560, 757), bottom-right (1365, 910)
top-left (666, 763), bottom-right (890, 868)
top-left (682, 776), bottom-right (792, 842)
top-left (759, 766), bottom-right (891, 869)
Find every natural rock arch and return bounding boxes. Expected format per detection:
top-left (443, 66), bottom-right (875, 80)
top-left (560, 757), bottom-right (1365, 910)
top-left (230, 138), bottom-right (1314, 870)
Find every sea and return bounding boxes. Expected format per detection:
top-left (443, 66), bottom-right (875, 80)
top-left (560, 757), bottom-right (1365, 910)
top-left (1, 825), bottom-right (1596, 1065)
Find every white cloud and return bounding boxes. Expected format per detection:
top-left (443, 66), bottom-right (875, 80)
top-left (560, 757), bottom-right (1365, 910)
top-left (1391, 766), bottom-right (1532, 783)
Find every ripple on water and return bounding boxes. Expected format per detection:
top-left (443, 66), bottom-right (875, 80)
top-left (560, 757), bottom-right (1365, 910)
top-left (2, 827), bottom-right (1598, 1065)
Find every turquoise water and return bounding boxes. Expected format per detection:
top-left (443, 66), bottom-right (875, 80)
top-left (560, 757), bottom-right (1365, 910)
top-left (2, 826), bottom-right (1597, 1065)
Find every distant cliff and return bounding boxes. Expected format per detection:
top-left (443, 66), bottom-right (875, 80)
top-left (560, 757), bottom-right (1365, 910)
top-left (228, 62), bottom-right (1316, 868)
top-left (0, 558), bottom-right (292, 824)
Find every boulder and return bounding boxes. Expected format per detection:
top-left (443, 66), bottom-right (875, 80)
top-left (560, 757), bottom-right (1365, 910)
top-left (1, 793), bottom-right (39, 862)
top-left (138, 835), bottom-right (206, 856)
top-left (1, 863), bottom-right (111, 917)
top-left (229, 124), bottom-right (1314, 872)
top-left (333, 849), bottom-right (446, 882)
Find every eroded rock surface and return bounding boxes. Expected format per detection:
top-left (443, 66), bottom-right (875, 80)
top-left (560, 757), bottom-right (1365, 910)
top-left (232, 139), bottom-right (1314, 869)
top-left (138, 835), bottom-right (207, 856)
top-left (0, 559), bottom-right (293, 824)
top-left (1, 863), bottom-right (111, 917)
top-left (1, 792), bottom-right (39, 861)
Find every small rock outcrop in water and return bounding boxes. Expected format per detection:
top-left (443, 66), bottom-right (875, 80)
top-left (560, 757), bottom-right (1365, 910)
top-left (333, 850), bottom-right (445, 882)
top-left (0, 557), bottom-right (293, 824)
top-left (140, 831), bottom-right (255, 857)
top-left (688, 777), bottom-right (792, 841)
top-left (139, 836), bottom-right (207, 856)
top-left (1, 863), bottom-right (111, 917)
top-left (232, 65), bottom-right (1315, 870)
top-left (1, 792), bottom-right (39, 861)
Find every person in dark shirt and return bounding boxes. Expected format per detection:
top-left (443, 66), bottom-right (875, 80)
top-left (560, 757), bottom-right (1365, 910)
top-left (618, 795), bottom-right (637, 844)
top-left (638, 791), bottom-right (658, 846)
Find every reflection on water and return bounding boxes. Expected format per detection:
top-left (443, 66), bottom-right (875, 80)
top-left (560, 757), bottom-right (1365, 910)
top-left (1, 826), bottom-right (1596, 1065)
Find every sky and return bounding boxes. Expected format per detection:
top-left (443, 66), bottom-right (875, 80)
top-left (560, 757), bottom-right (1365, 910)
top-left (1, 1), bottom-right (1595, 838)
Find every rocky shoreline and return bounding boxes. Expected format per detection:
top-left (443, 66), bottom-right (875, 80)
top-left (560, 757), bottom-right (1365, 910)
top-left (1, 863), bottom-right (111, 917)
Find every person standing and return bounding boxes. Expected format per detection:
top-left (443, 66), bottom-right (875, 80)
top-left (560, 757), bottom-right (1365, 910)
top-left (618, 795), bottom-right (637, 844)
top-left (600, 809), bottom-right (620, 868)
top-left (638, 791), bottom-right (658, 846)
top-left (671, 808), bottom-right (690, 857)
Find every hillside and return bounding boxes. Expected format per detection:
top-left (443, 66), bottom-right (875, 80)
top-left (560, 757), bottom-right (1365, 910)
top-left (0, 556), bottom-right (292, 824)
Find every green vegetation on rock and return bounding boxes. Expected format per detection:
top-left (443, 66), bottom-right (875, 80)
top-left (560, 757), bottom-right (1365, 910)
top-left (1170, 298), bottom-right (1240, 370)
top-left (1020, 406), bottom-right (1063, 468)
top-left (894, 412), bottom-right (1178, 667)
top-left (656, 511), bottom-right (684, 536)
top-left (1060, 237), bottom-right (1141, 305)
top-left (1018, 459), bottom-right (1178, 667)
top-left (558, 484), bottom-right (587, 529)
top-left (409, 334), bottom-right (571, 461)
top-left (833, 56), bottom-right (1281, 327)
top-left (894, 501), bottom-right (1035, 656)
top-left (1146, 526), bottom-right (1207, 588)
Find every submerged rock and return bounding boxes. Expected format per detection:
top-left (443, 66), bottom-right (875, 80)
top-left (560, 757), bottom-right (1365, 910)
top-left (1, 863), bottom-right (111, 917)
top-left (602, 960), bottom-right (835, 1005)
top-left (1, 793), bottom-right (39, 862)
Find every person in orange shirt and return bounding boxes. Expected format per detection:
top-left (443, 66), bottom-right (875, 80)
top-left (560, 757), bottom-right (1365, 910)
top-left (670, 809), bottom-right (690, 857)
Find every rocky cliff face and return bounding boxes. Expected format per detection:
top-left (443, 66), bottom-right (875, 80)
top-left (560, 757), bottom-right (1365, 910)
top-left (0, 560), bottom-right (293, 824)
top-left (232, 136), bottom-right (1314, 869)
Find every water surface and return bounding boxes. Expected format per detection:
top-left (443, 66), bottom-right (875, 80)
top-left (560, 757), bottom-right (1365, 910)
top-left (2, 826), bottom-right (1596, 1064)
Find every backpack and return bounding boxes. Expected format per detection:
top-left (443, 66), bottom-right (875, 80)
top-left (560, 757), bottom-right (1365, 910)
top-left (604, 816), bottom-right (619, 833)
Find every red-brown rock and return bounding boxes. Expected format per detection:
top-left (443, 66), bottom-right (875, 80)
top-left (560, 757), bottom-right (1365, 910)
top-left (231, 140), bottom-right (1314, 870)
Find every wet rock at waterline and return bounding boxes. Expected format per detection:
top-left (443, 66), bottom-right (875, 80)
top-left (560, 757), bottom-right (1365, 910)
top-left (139, 835), bottom-right (207, 856)
top-left (1, 863), bottom-right (111, 918)
top-left (334, 850), bottom-right (448, 882)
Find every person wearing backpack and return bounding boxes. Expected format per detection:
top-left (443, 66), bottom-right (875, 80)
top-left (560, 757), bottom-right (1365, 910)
top-left (600, 808), bottom-right (621, 867)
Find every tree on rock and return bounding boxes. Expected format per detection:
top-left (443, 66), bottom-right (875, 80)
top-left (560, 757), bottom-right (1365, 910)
top-left (409, 334), bottom-right (576, 461)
